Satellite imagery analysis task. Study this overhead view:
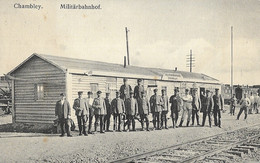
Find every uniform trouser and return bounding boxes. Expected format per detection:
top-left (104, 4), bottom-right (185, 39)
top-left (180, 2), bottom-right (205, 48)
top-left (161, 111), bottom-right (168, 128)
top-left (77, 115), bottom-right (88, 134)
top-left (181, 107), bottom-right (192, 123)
top-left (237, 107), bottom-right (248, 120)
top-left (213, 110), bottom-right (221, 127)
top-left (140, 114), bottom-right (149, 130)
top-left (104, 113), bottom-right (111, 131)
top-left (59, 118), bottom-right (71, 136)
top-left (231, 105), bottom-right (235, 115)
top-left (249, 104), bottom-right (253, 114)
top-left (113, 114), bottom-right (123, 131)
top-left (95, 115), bottom-right (105, 132)
top-left (202, 111), bottom-right (212, 127)
top-left (254, 103), bottom-right (258, 113)
top-left (171, 110), bottom-right (178, 127)
top-left (88, 114), bottom-right (94, 133)
top-left (126, 115), bottom-right (135, 130)
top-left (152, 112), bottom-right (161, 129)
top-left (192, 109), bottom-right (200, 125)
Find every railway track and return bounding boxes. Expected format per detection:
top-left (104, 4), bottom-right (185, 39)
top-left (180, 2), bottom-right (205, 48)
top-left (111, 124), bottom-right (260, 163)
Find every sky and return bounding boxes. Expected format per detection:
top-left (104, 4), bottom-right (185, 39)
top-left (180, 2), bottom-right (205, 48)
top-left (0, 0), bottom-right (259, 85)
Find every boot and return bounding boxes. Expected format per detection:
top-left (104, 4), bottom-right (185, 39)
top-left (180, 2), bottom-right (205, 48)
top-left (172, 119), bottom-right (175, 128)
top-left (146, 122), bottom-right (150, 131)
top-left (179, 120), bottom-right (183, 127)
top-left (165, 120), bottom-right (168, 129)
top-left (186, 121), bottom-right (190, 127)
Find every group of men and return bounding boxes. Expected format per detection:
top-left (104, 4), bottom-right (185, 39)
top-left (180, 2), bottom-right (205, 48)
top-left (55, 78), bottom-right (224, 137)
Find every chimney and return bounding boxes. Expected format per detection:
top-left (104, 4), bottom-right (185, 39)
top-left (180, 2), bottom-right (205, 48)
top-left (175, 67), bottom-right (178, 71)
top-left (124, 56), bottom-right (126, 68)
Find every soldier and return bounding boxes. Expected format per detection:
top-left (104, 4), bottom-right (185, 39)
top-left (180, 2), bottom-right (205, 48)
top-left (255, 93), bottom-right (260, 114)
top-left (104, 92), bottom-right (112, 132)
top-left (134, 79), bottom-right (144, 109)
top-left (125, 91), bottom-right (138, 131)
top-left (86, 91), bottom-right (94, 134)
top-left (150, 89), bottom-right (163, 130)
top-left (237, 93), bottom-right (250, 120)
top-left (201, 90), bottom-right (213, 127)
top-left (92, 91), bottom-right (107, 133)
top-left (212, 88), bottom-right (224, 128)
top-left (73, 91), bottom-right (89, 136)
top-left (179, 89), bottom-right (192, 127)
top-left (192, 88), bottom-right (201, 126)
top-left (138, 91), bottom-right (150, 131)
top-left (230, 94), bottom-right (237, 116)
top-left (120, 78), bottom-right (132, 101)
top-left (55, 93), bottom-right (72, 137)
top-left (111, 91), bottom-right (125, 131)
top-left (161, 89), bottom-right (169, 129)
top-left (169, 88), bottom-right (183, 128)
top-left (249, 92), bottom-right (255, 114)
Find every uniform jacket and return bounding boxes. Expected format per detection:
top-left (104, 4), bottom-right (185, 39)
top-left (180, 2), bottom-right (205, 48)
top-left (201, 96), bottom-right (213, 112)
top-left (55, 100), bottom-right (71, 119)
top-left (149, 94), bottom-right (163, 113)
top-left (119, 84), bottom-right (132, 101)
top-left (192, 94), bottom-right (201, 111)
top-left (92, 97), bottom-right (107, 115)
top-left (182, 94), bottom-right (193, 110)
top-left (138, 97), bottom-right (150, 115)
top-left (134, 85), bottom-right (144, 100)
top-left (104, 97), bottom-right (112, 115)
top-left (86, 97), bottom-right (94, 116)
top-left (73, 98), bottom-right (89, 116)
top-left (213, 94), bottom-right (224, 111)
top-left (169, 94), bottom-right (183, 112)
top-left (230, 97), bottom-right (237, 107)
top-left (125, 97), bottom-right (138, 115)
top-left (111, 98), bottom-right (125, 114)
top-left (161, 95), bottom-right (169, 112)
top-left (240, 97), bottom-right (251, 108)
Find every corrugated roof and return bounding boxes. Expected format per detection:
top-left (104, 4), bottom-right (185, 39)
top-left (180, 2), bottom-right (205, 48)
top-left (9, 53), bottom-right (219, 83)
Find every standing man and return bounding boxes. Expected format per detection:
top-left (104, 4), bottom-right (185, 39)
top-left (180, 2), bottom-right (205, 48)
top-left (249, 92), bottom-right (255, 114)
top-left (55, 93), bottom-right (72, 137)
top-left (92, 91), bottom-right (107, 133)
top-left (179, 89), bottom-right (193, 127)
top-left (134, 79), bottom-right (144, 107)
top-left (255, 93), bottom-right (260, 114)
top-left (212, 88), bottom-right (224, 128)
top-left (237, 93), bottom-right (250, 120)
top-left (120, 78), bottom-right (132, 101)
top-left (73, 91), bottom-right (89, 136)
top-left (192, 88), bottom-right (201, 126)
top-left (169, 88), bottom-right (183, 128)
top-left (150, 89), bottom-right (163, 130)
top-left (125, 91), bottom-right (138, 131)
top-left (104, 92), bottom-right (112, 132)
top-left (230, 94), bottom-right (237, 116)
top-left (161, 89), bottom-right (169, 129)
top-left (86, 91), bottom-right (94, 134)
top-left (138, 91), bottom-right (150, 131)
top-left (201, 90), bottom-right (213, 127)
top-left (111, 91), bottom-right (125, 131)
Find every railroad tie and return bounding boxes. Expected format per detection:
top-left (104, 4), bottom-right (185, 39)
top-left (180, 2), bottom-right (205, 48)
top-left (243, 143), bottom-right (260, 148)
top-left (226, 151), bottom-right (244, 158)
top-left (237, 145), bottom-right (257, 152)
top-left (217, 153), bottom-right (235, 159)
top-left (231, 147), bottom-right (251, 154)
top-left (206, 156), bottom-right (227, 162)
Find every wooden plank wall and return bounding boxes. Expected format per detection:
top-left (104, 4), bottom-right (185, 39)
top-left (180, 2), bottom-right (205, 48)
top-left (12, 56), bottom-right (66, 123)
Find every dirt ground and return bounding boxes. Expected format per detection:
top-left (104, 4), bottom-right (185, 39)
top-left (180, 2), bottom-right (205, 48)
top-left (0, 110), bottom-right (260, 163)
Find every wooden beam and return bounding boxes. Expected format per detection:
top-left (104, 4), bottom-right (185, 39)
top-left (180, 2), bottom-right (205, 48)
top-left (11, 79), bottom-right (15, 123)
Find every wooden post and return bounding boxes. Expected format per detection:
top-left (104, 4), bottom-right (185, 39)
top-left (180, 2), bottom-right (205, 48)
top-left (11, 79), bottom-right (15, 123)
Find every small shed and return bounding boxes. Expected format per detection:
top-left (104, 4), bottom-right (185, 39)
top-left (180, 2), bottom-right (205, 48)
top-left (8, 53), bottom-right (221, 125)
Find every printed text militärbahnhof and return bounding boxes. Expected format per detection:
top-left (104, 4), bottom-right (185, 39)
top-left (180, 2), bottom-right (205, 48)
top-left (60, 4), bottom-right (101, 9)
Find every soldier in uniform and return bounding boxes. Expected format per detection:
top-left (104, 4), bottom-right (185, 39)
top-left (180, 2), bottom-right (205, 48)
top-left (169, 88), bottom-right (183, 128)
top-left (201, 90), bottom-right (213, 127)
top-left (230, 94), bottom-right (237, 116)
top-left (120, 78), bottom-right (132, 101)
top-left (134, 79), bottom-right (144, 109)
top-left (111, 91), bottom-right (125, 131)
top-left (150, 89), bottom-right (163, 130)
top-left (55, 93), bottom-right (72, 137)
top-left (86, 91), bottom-right (94, 134)
top-left (125, 91), bottom-right (138, 131)
top-left (237, 93), bottom-right (250, 120)
top-left (161, 89), bottom-right (169, 129)
top-left (249, 92), bottom-right (255, 114)
top-left (255, 93), bottom-right (260, 114)
top-left (212, 88), bottom-right (224, 128)
top-left (138, 91), bottom-right (150, 131)
top-left (179, 89), bottom-right (193, 127)
top-left (104, 92), bottom-right (112, 132)
top-left (191, 88), bottom-right (201, 126)
top-left (92, 91), bottom-right (107, 133)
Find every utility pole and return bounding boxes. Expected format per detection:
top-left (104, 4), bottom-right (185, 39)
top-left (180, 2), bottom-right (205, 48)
top-left (186, 49), bottom-right (195, 72)
top-left (231, 26), bottom-right (233, 97)
top-left (125, 27), bottom-right (130, 65)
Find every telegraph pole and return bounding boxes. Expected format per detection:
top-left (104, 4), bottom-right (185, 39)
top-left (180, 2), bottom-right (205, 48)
top-left (186, 49), bottom-right (195, 72)
top-left (231, 26), bottom-right (233, 97)
top-left (125, 27), bottom-right (130, 65)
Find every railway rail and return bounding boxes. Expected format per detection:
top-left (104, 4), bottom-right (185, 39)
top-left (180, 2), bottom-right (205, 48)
top-left (111, 124), bottom-right (260, 163)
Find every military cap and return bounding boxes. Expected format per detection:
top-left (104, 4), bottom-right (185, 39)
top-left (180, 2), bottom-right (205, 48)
top-left (185, 88), bottom-right (189, 92)
top-left (130, 91), bottom-right (134, 94)
top-left (206, 90), bottom-right (210, 93)
top-left (115, 90), bottom-right (119, 94)
top-left (78, 91), bottom-right (83, 95)
top-left (60, 93), bottom-right (66, 96)
top-left (106, 92), bottom-right (110, 95)
top-left (87, 91), bottom-right (93, 95)
top-left (174, 88), bottom-right (179, 92)
top-left (215, 88), bottom-right (219, 91)
top-left (154, 89), bottom-right (158, 92)
top-left (123, 78), bottom-right (128, 81)
top-left (137, 79), bottom-right (142, 82)
top-left (161, 89), bottom-right (166, 92)
top-left (141, 91), bottom-right (145, 94)
top-left (97, 90), bottom-right (102, 94)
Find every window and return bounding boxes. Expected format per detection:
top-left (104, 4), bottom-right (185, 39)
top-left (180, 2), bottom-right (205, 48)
top-left (90, 83), bottom-right (99, 98)
top-left (34, 83), bottom-right (44, 100)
